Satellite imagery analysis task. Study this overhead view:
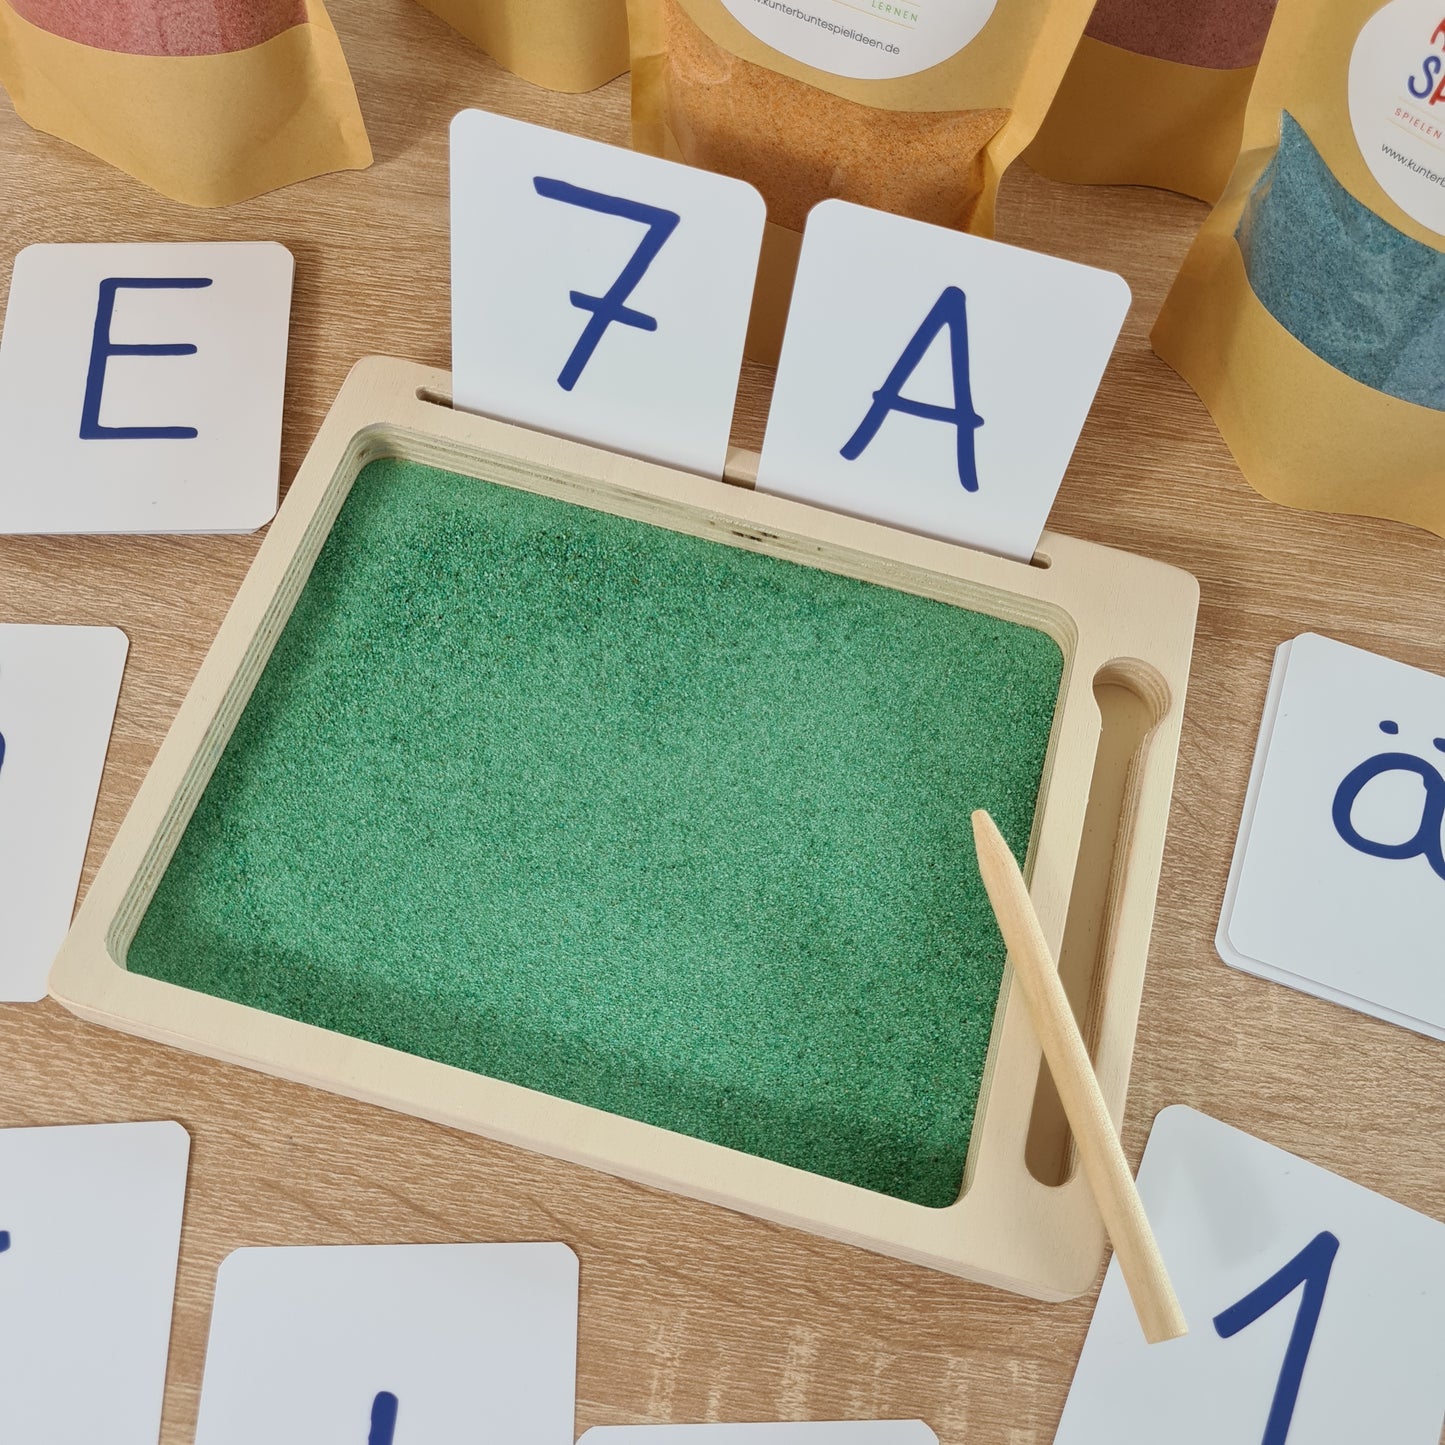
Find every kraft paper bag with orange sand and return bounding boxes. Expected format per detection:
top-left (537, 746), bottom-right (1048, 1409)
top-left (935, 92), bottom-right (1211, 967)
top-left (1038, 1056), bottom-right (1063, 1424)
top-left (1152, 0), bottom-right (1445, 537)
top-left (0, 0), bottom-right (371, 207)
top-left (1026, 0), bottom-right (1283, 203)
top-left (414, 0), bottom-right (630, 92)
top-left (627, 0), bottom-right (1094, 363)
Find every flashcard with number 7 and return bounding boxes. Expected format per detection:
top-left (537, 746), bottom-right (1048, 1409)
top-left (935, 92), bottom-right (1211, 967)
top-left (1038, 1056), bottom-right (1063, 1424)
top-left (450, 108), bottom-right (765, 480)
top-left (1054, 1107), bottom-right (1445, 1444)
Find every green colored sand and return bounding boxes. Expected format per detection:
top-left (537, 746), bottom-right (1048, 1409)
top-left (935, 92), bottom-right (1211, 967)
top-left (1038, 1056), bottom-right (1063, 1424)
top-left (128, 458), bottom-right (1064, 1207)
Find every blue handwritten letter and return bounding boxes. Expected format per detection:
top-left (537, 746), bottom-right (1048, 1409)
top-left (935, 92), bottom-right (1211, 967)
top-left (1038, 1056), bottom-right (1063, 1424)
top-left (840, 285), bottom-right (984, 492)
top-left (1331, 721), bottom-right (1445, 880)
top-left (80, 277), bottom-right (213, 440)
top-left (531, 177), bottom-right (680, 391)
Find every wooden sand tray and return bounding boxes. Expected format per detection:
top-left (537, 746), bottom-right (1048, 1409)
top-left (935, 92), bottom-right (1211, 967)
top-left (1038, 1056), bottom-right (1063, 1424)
top-left (50, 357), bottom-right (1198, 1301)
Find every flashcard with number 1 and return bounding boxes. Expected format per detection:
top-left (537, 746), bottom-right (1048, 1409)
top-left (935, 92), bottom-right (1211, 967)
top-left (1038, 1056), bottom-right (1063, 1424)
top-left (1054, 1107), bottom-right (1445, 1444)
top-left (450, 108), bottom-right (765, 479)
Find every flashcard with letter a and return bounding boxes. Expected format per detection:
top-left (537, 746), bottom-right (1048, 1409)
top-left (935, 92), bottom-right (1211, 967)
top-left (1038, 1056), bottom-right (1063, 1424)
top-left (194, 1242), bottom-right (578, 1445)
top-left (0, 623), bottom-right (128, 1001)
top-left (0, 242), bottom-right (292, 533)
top-left (0, 1121), bottom-right (190, 1445)
top-left (450, 108), bottom-right (765, 479)
top-left (1055, 1107), bottom-right (1445, 1445)
top-left (756, 200), bottom-right (1130, 563)
top-left (1219, 633), bottom-right (1445, 1039)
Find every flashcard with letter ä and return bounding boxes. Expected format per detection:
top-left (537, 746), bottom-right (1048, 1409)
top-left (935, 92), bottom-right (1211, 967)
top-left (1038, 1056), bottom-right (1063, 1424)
top-left (1054, 1107), bottom-right (1445, 1444)
top-left (581, 1423), bottom-right (939, 1445)
top-left (756, 199), bottom-right (1131, 563)
top-left (194, 1242), bottom-right (578, 1445)
top-left (0, 624), bottom-right (127, 1001)
top-left (451, 108), bottom-right (765, 479)
top-left (1219, 632), bottom-right (1445, 1039)
top-left (0, 241), bottom-right (293, 533)
top-left (0, 1121), bottom-right (190, 1445)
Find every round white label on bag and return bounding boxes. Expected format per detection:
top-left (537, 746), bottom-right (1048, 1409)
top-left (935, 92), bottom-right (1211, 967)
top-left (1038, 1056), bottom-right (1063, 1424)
top-left (1348, 0), bottom-right (1445, 234)
top-left (717, 0), bottom-right (998, 81)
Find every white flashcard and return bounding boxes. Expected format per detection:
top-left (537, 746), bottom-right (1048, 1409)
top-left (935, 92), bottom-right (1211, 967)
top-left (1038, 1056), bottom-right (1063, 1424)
top-left (1054, 1107), bottom-right (1445, 1445)
top-left (194, 1242), bottom-right (579, 1445)
top-left (450, 108), bottom-right (765, 479)
top-left (0, 241), bottom-right (293, 533)
top-left (0, 624), bottom-right (127, 1001)
top-left (1219, 633), bottom-right (1445, 1039)
top-left (756, 200), bottom-right (1130, 563)
top-left (581, 1424), bottom-right (938, 1445)
top-left (0, 1120), bottom-right (190, 1445)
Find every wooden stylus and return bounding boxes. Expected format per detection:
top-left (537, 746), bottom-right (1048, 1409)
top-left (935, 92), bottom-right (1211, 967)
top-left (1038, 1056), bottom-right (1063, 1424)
top-left (971, 809), bottom-right (1187, 1344)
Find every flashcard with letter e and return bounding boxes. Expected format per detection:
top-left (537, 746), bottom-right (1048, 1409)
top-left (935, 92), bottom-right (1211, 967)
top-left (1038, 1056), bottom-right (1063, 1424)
top-left (1219, 633), bottom-right (1445, 1039)
top-left (0, 1121), bottom-right (190, 1445)
top-left (756, 200), bottom-right (1130, 562)
top-left (194, 1242), bottom-right (578, 1445)
top-left (1054, 1107), bottom-right (1445, 1445)
top-left (0, 623), bottom-right (127, 1001)
top-left (0, 242), bottom-right (292, 533)
top-left (450, 108), bottom-right (765, 479)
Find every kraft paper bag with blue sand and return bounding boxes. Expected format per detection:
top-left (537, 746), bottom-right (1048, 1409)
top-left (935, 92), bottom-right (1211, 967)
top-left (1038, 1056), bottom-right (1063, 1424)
top-left (1152, 0), bottom-right (1445, 536)
top-left (0, 0), bottom-right (371, 206)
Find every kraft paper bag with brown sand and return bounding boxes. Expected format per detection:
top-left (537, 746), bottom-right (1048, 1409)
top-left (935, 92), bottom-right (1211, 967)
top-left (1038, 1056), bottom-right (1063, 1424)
top-left (1152, 0), bottom-right (1445, 537)
top-left (1026, 0), bottom-right (1282, 203)
top-left (628, 0), bottom-right (1094, 363)
top-left (0, 0), bottom-right (371, 207)
top-left (414, 0), bottom-right (630, 93)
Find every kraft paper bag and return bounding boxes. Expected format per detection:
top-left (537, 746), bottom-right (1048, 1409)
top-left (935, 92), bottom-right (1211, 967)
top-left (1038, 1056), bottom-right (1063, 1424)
top-left (415, 0), bottom-right (630, 92)
top-left (1026, 0), bottom-right (1283, 202)
top-left (1152, 0), bottom-right (1445, 535)
top-left (628, 0), bottom-right (1094, 363)
top-left (0, 0), bottom-right (371, 207)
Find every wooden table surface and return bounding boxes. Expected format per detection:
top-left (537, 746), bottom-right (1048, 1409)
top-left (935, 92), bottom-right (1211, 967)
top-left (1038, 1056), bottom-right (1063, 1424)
top-left (1, 4), bottom-right (1441, 1441)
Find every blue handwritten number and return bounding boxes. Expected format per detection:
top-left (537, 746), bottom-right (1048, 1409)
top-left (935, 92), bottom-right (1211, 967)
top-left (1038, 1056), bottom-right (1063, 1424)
top-left (0, 1230), bottom-right (10, 1253)
top-left (1212, 1231), bottom-right (1339, 1445)
top-left (531, 177), bottom-right (680, 391)
top-left (367, 1391), bottom-right (398, 1445)
top-left (840, 285), bottom-right (984, 493)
